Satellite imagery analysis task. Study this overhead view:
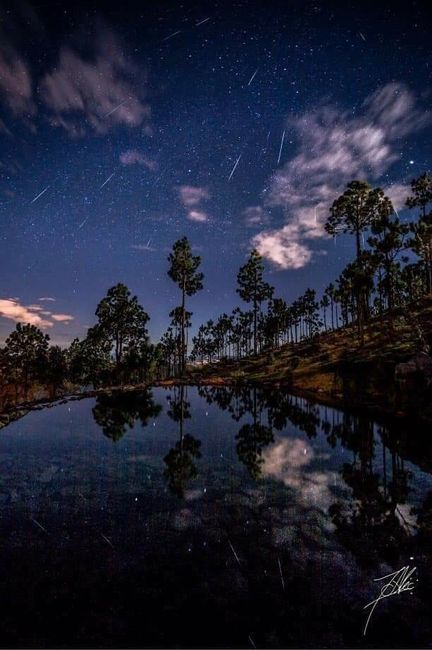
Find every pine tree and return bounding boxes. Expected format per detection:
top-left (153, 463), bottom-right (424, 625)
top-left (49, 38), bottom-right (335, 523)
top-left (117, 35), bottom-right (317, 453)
top-left (4, 323), bottom-right (50, 398)
top-left (94, 283), bottom-right (150, 382)
top-left (236, 249), bottom-right (273, 355)
top-left (168, 238), bottom-right (204, 374)
top-left (326, 181), bottom-right (387, 341)
top-left (406, 173), bottom-right (432, 294)
top-left (368, 194), bottom-right (408, 311)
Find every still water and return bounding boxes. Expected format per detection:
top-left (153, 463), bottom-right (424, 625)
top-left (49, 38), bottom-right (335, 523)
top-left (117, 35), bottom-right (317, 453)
top-left (0, 386), bottom-right (431, 648)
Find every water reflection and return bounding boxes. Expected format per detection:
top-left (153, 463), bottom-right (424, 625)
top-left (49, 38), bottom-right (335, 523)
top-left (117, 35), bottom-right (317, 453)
top-left (1, 386), bottom-right (432, 647)
top-left (90, 384), bottom-right (432, 575)
top-left (92, 389), bottom-right (162, 441)
top-left (163, 385), bottom-right (202, 497)
top-left (197, 386), bottom-right (423, 568)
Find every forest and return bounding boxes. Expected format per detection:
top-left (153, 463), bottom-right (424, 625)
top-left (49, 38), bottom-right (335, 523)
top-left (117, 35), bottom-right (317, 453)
top-left (1, 172), bottom-right (431, 407)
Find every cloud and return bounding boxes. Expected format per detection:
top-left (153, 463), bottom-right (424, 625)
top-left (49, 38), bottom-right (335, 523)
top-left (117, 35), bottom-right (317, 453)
top-left (177, 185), bottom-right (211, 223)
top-left (51, 313), bottom-right (74, 323)
top-left (253, 225), bottom-right (312, 270)
top-left (187, 210), bottom-right (208, 223)
top-left (119, 149), bottom-right (157, 170)
top-left (38, 296), bottom-right (56, 302)
top-left (384, 182), bottom-right (410, 211)
top-left (178, 185), bottom-right (211, 207)
top-left (0, 44), bottom-right (36, 118)
top-left (39, 25), bottom-right (150, 136)
top-left (254, 82), bottom-right (430, 270)
top-left (243, 205), bottom-right (270, 227)
top-left (0, 297), bottom-right (74, 329)
top-left (0, 298), bottom-right (53, 329)
top-left (263, 437), bottom-right (335, 510)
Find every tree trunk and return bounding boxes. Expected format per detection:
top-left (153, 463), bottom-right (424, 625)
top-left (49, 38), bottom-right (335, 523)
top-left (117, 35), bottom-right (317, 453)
top-left (253, 299), bottom-right (257, 355)
top-left (181, 279), bottom-right (186, 375)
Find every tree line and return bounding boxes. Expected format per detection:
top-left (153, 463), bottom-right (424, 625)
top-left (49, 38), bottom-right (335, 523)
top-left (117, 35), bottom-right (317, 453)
top-left (0, 172), bottom-right (431, 402)
top-left (0, 237), bottom-right (203, 404)
top-left (190, 172), bottom-right (432, 361)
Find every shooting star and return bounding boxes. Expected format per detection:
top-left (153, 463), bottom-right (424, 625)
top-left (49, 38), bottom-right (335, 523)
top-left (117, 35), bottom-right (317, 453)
top-left (228, 539), bottom-right (241, 565)
top-left (31, 518), bottom-right (48, 534)
top-left (277, 129), bottom-right (285, 165)
top-left (30, 185), bottom-right (49, 204)
top-left (277, 557), bottom-right (285, 591)
top-left (196, 17), bottom-right (210, 26)
top-left (131, 239), bottom-right (156, 252)
top-left (139, 238), bottom-right (154, 250)
top-left (228, 154), bottom-right (242, 181)
top-left (78, 216), bottom-right (89, 230)
top-left (162, 30), bottom-right (181, 42)
top-left (104, 99), bottom-right (128, 118)
top-left (247, 67), bottom-right (259, 86)
top-left (101, 533), bottom-right (114, 548)
top-left (99, 172), bottom-right (115, 190)
top-left (358, 31), bottom-right (366, 41)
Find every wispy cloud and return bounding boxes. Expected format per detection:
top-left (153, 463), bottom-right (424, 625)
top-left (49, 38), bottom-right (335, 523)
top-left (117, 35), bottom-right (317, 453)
top-left (188, 210), bottom-right (208, 223)
top-left (38, 296), bottom-right (56, 302)
top-left (243, 206), bottom-right (270, 227)
top-left (253, 82), bottom-right (430, 270)
top-left (0, 43), bottom-right (36, 119)
top-left (178, 185), bottom-right (211, 207)
top-left (384, 182), bottom-right (411, 211)
top-left (120, 149), bottom-right (157, 170)
top-left (0, 298), bottom-right (73, 329)
top-left (39, 25), bottom-right (150, 136)
top-left (51, 313), bottom-right (74, 323)
top-left (0, 298), bottom-right (53, 329)
top-left (178, 185), bottom-right (211, 223)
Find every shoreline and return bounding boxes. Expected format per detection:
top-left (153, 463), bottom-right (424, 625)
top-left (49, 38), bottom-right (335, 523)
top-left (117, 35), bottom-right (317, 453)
top-left (1, 375), bottom-right (431, 430)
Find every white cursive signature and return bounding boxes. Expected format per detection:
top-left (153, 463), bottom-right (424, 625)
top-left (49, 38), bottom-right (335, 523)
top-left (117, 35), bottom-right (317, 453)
top-left (363, 565), bottom-right (417, 636)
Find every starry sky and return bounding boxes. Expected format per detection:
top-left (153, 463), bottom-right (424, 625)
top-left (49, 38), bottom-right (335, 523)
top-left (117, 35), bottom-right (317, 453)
top-left (0, 0), bottom-right (431, 345)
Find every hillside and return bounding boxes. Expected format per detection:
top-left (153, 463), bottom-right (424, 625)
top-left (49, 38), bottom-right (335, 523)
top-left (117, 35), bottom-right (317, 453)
top-left (188, 297), bottom-right (432, 420)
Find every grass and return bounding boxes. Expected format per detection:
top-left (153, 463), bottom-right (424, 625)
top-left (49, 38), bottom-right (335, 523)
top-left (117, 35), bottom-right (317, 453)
top-left (187, 297), bottom-right (432, 418)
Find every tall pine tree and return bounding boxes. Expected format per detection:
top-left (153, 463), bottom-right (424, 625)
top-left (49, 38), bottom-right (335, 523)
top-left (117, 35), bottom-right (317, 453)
top-left (168, 237), bottom-right (204, 374)
top-left (236, 249), bottom-right (273, 355)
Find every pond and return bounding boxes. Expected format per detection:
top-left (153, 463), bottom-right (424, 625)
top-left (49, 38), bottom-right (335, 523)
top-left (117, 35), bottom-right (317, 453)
top-left (0, 386), bottom-right (431, 648)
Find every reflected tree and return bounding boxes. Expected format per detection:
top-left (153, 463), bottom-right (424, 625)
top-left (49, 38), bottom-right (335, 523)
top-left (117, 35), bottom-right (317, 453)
top-left (92, 389), bottom-right (162, 442)
top-left (164, 385), bottom-right (202, 497)
top-left (235, 387), bottom-right (273, 479)
top-left (326, 416), bottom-right (410, 568)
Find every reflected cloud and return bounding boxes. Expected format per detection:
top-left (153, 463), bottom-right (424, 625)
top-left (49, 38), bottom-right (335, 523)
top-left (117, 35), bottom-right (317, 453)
top-left (263, 437), bottom-right (338, 510)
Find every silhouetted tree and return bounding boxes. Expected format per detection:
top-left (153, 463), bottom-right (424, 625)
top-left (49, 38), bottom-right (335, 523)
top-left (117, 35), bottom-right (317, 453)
top-left (237, 249), bottom-right (273, 355)
top-left (326, 182), bottom-right (391, 341)
top-left (44, 345), bottom-right (68, 397)
top-left (94, 283), bottom-right (150, 382)
top-left (3, 323), bottom-right (50, 398)
top-left (406, 172), bottom-right (432, 293)
top-left (168, 238), bottom-right (203, 374)
top-left (368, 195), bottom-right (408, 312)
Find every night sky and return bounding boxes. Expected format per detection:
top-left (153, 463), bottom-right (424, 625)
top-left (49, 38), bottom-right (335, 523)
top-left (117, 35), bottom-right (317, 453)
top-left (0, 0), bottom-right (431, 345)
